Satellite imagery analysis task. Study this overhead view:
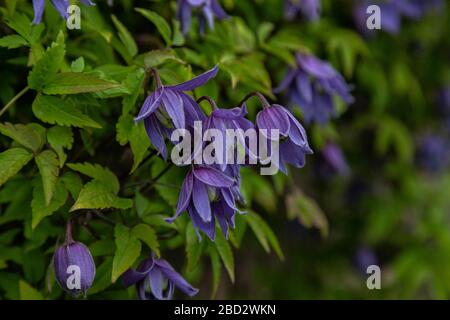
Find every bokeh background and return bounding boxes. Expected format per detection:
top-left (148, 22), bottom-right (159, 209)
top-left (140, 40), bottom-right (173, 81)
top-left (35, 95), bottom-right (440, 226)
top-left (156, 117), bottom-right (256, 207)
top-left (0, 0), bottom-right (449, 299)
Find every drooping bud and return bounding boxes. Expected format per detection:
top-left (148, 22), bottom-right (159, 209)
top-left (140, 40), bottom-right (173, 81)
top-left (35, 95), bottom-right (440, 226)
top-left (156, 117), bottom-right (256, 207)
top-left (53, 222), bottom-right (96, 296)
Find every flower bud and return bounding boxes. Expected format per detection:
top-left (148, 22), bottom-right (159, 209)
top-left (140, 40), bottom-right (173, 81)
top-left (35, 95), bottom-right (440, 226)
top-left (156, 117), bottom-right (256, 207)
top-left (54, 223), bottom-right (96, 296)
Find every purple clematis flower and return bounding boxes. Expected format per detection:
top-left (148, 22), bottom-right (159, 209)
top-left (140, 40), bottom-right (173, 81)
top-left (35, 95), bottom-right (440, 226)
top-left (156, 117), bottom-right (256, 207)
top-left (353, 0), bottom-right (444, 35)
top-left (177, 0), bottom-right (228, 35)
top-left (285, 0), bottom-right (321, 21)
top-left (256, 103), bottom-right (313, 174)
top-left (353, 247), bottom-right (378, 275)
top-left (322, 143), bottom-right (350, 177)
top-left (123, 255), bottom-right (198, 300)
top-left (167, 165), bottom-right (243, 240)
top-left (416, 134), bottom-right (450, 173)
top-left (53, 223), bottom-right (96, 296)
top-left (274, 52), bottom-right (353, 125)
top-left (32, 0), bottom-right (95, 24)
top-left (135, 66), bottom-right (218, 159)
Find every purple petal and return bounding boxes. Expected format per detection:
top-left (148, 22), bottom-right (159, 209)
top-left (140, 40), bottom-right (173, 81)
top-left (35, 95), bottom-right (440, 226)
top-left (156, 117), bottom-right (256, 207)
top-left (178, 0), bottom-right (193, 34)
top-left (79, 0), bottom-right (96, 5)
top-left (135, 88), bottom-right (164, 121)
top-left (167, 171), bottom-right (194, 223)
top-left (162, 90), bottom-right (185, 129)
top-left (296, 72), bottom-right (313, 103)
top-left (192, 178), bottom-right (212, 222)
top-left (51, 0), bottom-right (70, 19)
top-left (32, 0), bottom-right (45, 24)
top-left (193, 167), bottom-right (235, 187)
top-left (167, 65), bottom-right (219, 92)
top-left (144, 114), bottom-right (167, 160)
top-left (188, 204), bottom-right (216, 240)
top-left (122, 258), bottom-right (154, 288)
top-left (154, 259), bottom-right (199, 297)
top-left (211, 0), bottom-right (228, 19)
top-left (280, 139), bottom-right (307, 168)
top-left (274, 68), bottom-right (297, 94)
top-left (296, 53), bottom-right (337, 79)
top-left (256, 105), bottom-right (290, 137)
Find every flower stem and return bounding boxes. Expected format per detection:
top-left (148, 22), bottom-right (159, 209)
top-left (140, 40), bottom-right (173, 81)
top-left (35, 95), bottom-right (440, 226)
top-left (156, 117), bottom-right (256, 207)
top-left (65, 219), bottom-right (74, 244)
top-left (149, 68), bottom-right (163, 88)
top-left (197, 96), bottom-right (219, 110)
top-left (238, 92), bottom-right (271, 109)
top-left (0, 86), bottom-right (30, 118)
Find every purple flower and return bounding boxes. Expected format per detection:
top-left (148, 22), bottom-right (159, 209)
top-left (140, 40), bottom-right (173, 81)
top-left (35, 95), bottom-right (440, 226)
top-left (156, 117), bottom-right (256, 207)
top-left (256, 103), bottom-right (313, 174)
top-left (322, 143), bottom-right (350, 177)
top-left (177, 0), bottom-right (228, 35)
top-left (353, 0), bottom-right (444, 35)
top-left (135, 66), bottom-right (218, 159)
top-left (168, 166), bottom-right (243, 240)
top-left (53, 224), bottom-right (96, 296)
top-left (123, 255), bottom-right (198, 300)
top-left (285, 0), bottom-right (321, 21)
top-left (438, 85), bottom-right (450, 116)
top-left (353, 247), bottom-right (378, 274)
top-left (416, 134), bottom-right (450, 173)
top-left (32, 0), bottom-right (95, 24)
top-left (274, 53), bottom-right (353, 125)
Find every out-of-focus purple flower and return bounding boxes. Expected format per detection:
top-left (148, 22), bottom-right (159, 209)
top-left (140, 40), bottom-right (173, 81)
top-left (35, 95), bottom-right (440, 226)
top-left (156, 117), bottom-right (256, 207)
top-left (274, 52), bottom-right (353, 125)
top-left (438, 85), bottom-right (450, 116)
top-left (168, 165), bottom-right (243, 240)
top-left (135, 66), bottom-right (218, 159)
top-left (353, 0), bottom-right (444, 35)
top-left (32, 0), bottom-right (95, 24)
top-left (123, 255), bottom-right (198, 300)
top-left (353, 247), bottom-right (378, 274)
top-left (322, 143), bottom-right (350, 177)
top-left (285, 0), bottom-right (321, 21)
top-left (416, 134), bottom-right (450, 173)
top-left (177, 0), bottom-right (228, 35)
top-left (256, 102), bottom-right (313, 174)
top-left (53, 223), bottom-right (96, 296)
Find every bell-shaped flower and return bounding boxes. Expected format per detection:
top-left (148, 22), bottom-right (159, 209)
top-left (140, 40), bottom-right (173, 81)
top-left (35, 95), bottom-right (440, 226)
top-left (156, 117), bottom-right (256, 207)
top-left (32, 0), bottom-right (95, 24)
top-left (177, 0), bottom-right (228, 35)
top-left (275, 52), bottom-right (353, 124)
top-left (135, 66), bottom-right (217, 159)
top-left (123, 255), bottom-right (198, 300)
top-left (285, 0), bottom-right (321, 21)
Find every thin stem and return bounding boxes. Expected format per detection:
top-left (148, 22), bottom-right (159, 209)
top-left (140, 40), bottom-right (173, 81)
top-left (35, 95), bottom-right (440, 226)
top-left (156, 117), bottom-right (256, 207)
top-left (197, 96), bottom-right (219, 110)
top-left (0, 86), bottom-right (30, 118)
top-left (149, 68), bottom-right (163, 88)
top-left (142, 164), bottom-right (174, 193)
top-left (65, 219), bottom-right (74, 244)
top-left (238, 92), bottom-right (271, 109)
top-left (91, 210), bottom-right (116, 226)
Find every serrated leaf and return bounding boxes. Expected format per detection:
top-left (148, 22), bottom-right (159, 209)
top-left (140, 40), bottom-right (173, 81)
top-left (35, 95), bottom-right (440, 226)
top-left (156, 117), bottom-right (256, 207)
top-left (122, 68), bottom-right (145, 114)
top-left (136, 8), bottom-right (172, 46)
top-left (112, 224), bottom-right (141, 283)
top-left (0, 148), bottom-right (33, 187)
top-left (31, 179), bottom-right (67, 229)
top-left (0, 35), bottom-right (28, 49)
top-left (186, 222), bottom-right (203, 273)
top-left (42, 72), bottom-right (121, 95)
top-left (70, 181), bottom-right (132, 212)
top-left (0, 122), bottom-right (46, 153)
top-left (32, 95), bottom-right (101, 129)
top-left (35, 150), bottom-right (59, 205)
top-left (28, 39), bottom-right (65, 90)
top-left (60, 171), bottom-right (83, 200)
top-left (214, 227), bottom-right (234, 283)
top-left (131, 224), bottom-right (160, 257)
top-left (6, 13), bottom-right (44, 44)
top-left (67, 162), bottom-right (120, 194)
top-left (19, 280), bottom-right (43, 300)
top-left (47, 126), bottom-right (73, 167)
top-left (111, 15), bottom-right (138, 57)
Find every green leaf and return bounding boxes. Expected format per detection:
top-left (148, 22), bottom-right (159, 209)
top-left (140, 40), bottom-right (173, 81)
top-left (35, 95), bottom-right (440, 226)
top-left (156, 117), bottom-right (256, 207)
top-left (35, 150), bottom-right (60, 205)
top-left (89, 257), bottom-right (113, 295)
top-left (60, 172), bottom-right (83, 200)
top-left (19, 280), bottom-right (43, 300)
top-left (186, 222), bottom-right (203, 273)
top-left (47, 126), bottom-right (73, 167)
top-left (6, 13), bottom-right (44, 44)
top-left (112, 224), bottom-right (141, 283)
top-left (67, 162), bottom-right (120, 194)
top-left (28, 38), bottom-right (65, 91)
top-left (32, 95), bottom-right (101, 129)
top-left (70, 57), bottom-right (85, 73)
top-left (70, 181), bottom-right (133, 212)
top-left (214, 227), bottom-right (235, 283)
top-left (0, 34), bottom-right (28, 49)
top-left (42, 72), bottom-right (121, 95)
top-left (0, 122), bottom-right (46, 153)
top-left (0, 148), bottom-right (33, 187)
top-left (111, 15), bottom-right (138, 57)
top-left (131, 224), bottom-right (160, 257)
top-left (135, 8), bottom-right (172, 46)
top-left (116, 114), bottom-right (150, 172)
top-left (121, 68), bottom-right (145, 114)
top-left (209, 245), bottom-right (221, 299)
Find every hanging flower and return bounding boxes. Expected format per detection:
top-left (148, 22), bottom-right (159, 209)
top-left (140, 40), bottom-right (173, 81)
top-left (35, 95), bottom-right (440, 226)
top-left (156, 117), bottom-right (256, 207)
top-left (32, 0), bottom-right (95, 24)
top-left (177, 0), bottom-right (228, 35)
